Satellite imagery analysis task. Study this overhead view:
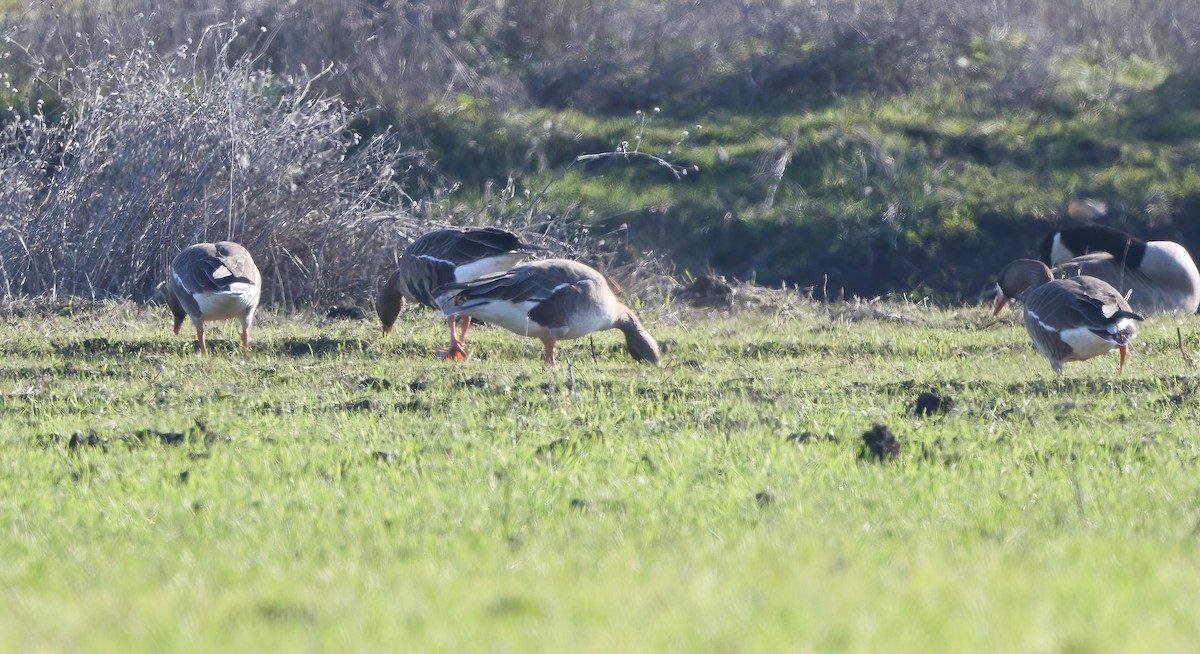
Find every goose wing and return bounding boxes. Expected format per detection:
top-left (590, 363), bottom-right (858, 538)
top-left (1026, 277), bottom-right (1142, 341)
top-left (399, 228), bottom-right (544, 308)
top-left (172, 243), bottom-right (257, 296)
top-left (406, 227), bottom-right (542, 265)
top-left (437, 260), bottom-right (602, 318)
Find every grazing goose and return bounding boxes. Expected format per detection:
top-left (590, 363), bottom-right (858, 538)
top-left (435, 258), bottom-right (660, 366)
top-left (165, 241), bottom-right (262, 355)
top-left (1041, 225), bottom-right (1200, 314)
top-left (375, 227), bottom-right (544, 360)
top-left (993, 259), bottom-right (1143, 373)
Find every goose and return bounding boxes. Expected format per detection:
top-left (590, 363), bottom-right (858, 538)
top-left (165, 241), bottom-right (262, 355)
top-left (993, 259), bottom-right (1143, 373)
top-left (435, 258), bottom-right (660, 366)
top-left (1041, 225), bottom-right (1200, 314)
top-left (375, 227), bottom-right (544, 360)
top-left (1066, 198), bottom-right (1107, 221)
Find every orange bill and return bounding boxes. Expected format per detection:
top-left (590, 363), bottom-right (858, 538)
top-left (992, 295), bottom-right (1010, 317)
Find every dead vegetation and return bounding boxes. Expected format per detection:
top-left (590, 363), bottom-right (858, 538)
top-left (0, 22), bottom-right (431, 308)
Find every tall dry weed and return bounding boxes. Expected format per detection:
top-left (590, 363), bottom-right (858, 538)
top-left (0, 20), bottom-right (428, 308)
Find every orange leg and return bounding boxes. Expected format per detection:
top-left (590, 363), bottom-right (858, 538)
top-left (434, 317), bottom-right (467, 361)
top-left (457, 316), bottom-right (472, 347)
top-left (1118, 344), bottom-right (1128, 372)
top-left (241, 325), bottom-right (250, 355)
top-left (196, 323), bottom-right (208, 355)
top-left (542, 339), bottom-right (557, 366)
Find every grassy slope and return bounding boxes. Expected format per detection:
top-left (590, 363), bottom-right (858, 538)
top-left (455, 56), bottom-right (1200, 299)
top-left (1, 301), bottom-right (1198, 651)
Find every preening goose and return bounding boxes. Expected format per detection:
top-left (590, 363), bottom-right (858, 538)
top-left (1041, 225), bottom-right (1200, 314)
top-left (435, 258), bottom-right (660, 366)
top-left (375, 227), bottom-right (544, 360)
top-left (165, 241), bottom-right (262, 355)
top-left (993, 259), bottom-right (1143, 373)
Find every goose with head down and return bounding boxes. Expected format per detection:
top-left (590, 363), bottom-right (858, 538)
top-left (1041, 225), bottom-right (1200, 314)
top-left (993, 259), bottom-right (1143, 373)
top-left (165, 241), bottom-right (262, 355)
top-left (435, 258), bottom-right (660, 366)
top-left (375, 227), bottom-right (544, 360)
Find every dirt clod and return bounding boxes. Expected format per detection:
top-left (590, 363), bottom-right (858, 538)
top-left (535, 437), bottom-right (573, 458)
top-left (342, 398), bottom-right (384, 412)
top-left (569, 498), bottom-right (594, 512)
top-left (912, 390), bottom-right (955, 417)
top-left (373, 451), bottom-right (399, 464)
top-left (786, 431), bottom-right (840, 444)
top-left (326, 306), bottom-right (365, 320)
top-left (133, 429), bottom-right (187, 446)
top-left (67, 430), bottom-right (106, 451)
top-left (860, 423), bottom-right (900, 461)
top-left (361, 377), bottom-right (393, 391)
top-left (677, 273), bottom-right (735, 309)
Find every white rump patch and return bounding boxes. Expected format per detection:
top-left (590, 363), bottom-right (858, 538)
top-left (452, 254), bottom-right (528, 283)
top-left (1058, 326), bottom-right (1119, 360)
top-left (1050, 233), bottom-right (1075, 266)
top-left (445, 299), bottom-right (549, 339)
top-left (1108, 317), bottom-right (1137, 336)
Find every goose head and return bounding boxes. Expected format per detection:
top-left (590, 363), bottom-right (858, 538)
top-left (993, 259), bottom-right (1054, 315)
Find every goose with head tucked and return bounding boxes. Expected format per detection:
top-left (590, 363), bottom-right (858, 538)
top-left (993, 259), bottom-right (1143, 373)
top-left (1041, 225), bottom-right (1200, 314)
top-left (375, 227), bottom-right (545, 360)
top-left (165, 241), bottom-right (262, 355)
top-left (435, 258), bottom-right (660, 366)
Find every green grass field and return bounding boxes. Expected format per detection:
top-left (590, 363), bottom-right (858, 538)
top-left (2, 299), bottom-right (1198, 652)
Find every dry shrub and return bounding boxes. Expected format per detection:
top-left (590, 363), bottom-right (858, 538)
top-left (0, 21), bottom-right (427, 308)
top-left (9, 1), bottom-right (1200, 116)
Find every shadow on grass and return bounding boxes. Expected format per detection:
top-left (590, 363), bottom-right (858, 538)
top-left (55, 337), bottom-right (186, 357)
top-left (38, 419), bottom-right (226, 452)
top-left (857, 374), bottom-right (1200, 397)
top-left (277, 336), bottom-right (371, 357)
